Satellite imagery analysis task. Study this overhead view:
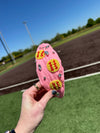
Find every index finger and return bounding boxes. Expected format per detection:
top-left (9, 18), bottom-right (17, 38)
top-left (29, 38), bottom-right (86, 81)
top-left (39, 90), bottom-right (53, 109)
top-left (27, 82), bottom-right (42, 97)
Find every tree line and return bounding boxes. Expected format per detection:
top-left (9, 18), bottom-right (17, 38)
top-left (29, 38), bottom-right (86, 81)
top-left (0, 17), bottom-right (100, 64)
top-left (41, 17), bottom-right (100, 44)
top-left (0, 45), bottom-right (38, 64)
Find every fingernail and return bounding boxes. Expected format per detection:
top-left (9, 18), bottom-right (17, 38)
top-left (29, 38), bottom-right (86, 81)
top-left (52, 90), bottom-right (57, 95)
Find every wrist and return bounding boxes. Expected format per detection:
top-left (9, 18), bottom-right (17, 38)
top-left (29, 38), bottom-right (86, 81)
top-left (5, 129), bottom-right (16, 133)
top-left (15, 125), bottom-right (34, 133)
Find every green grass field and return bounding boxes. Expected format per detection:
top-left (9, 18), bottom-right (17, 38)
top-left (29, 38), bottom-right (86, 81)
top-left (1, 74), bottom-right (100, 133)
top-left (0, 24), bottom-right (100, 76)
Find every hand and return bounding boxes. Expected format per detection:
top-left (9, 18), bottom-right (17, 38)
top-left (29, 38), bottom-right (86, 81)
top-left (15, 82), bottom-right (56, 133)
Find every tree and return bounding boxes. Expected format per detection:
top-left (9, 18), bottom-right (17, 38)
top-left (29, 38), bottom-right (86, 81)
top-left (81, 25), bottom-right (86, 30)
top-left (62, 33), bottom-right (68, 38)
top-left (1, 56), bottom-right (7, 61)
top-left (50, 37), bottom-right (56, 44)
top-left (71, 28), bottom-right (77, 34)
top-left (1, 55), bottom-right (11, 62)
top-left (23, 48), bottom-right (31, 55)
top-left (40, 40), bottom-right (50, 44)
top-left (67, 30), bottom-right (72, 36)
top-left (12, 50), bottom-right (23, 57)
top-left (54, 33), bottom-right (62, 41)
top-left (77, 26), bottom-right (82, 31)
top-left (86, 18), bottom-right (95, 27)
top-left (31, 45), bottom-right (38, 51)
top-left (95, 17), bottom-right (100, 24)
top-left (50, 33), bottom-right (63, 44)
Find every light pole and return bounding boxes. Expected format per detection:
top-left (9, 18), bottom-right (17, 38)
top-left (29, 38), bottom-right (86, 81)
top-left (23, 21), bottom-right (34, 45)
top-left (0, 32), bottom-right (16, 64)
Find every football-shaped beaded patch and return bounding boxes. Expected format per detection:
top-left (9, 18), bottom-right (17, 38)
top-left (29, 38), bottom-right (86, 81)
top-left (35, 50), bottom-right (45, 59)
top-left (50, 80), bottom-right (62, 90)
top-left (47, 59), bottom-right (60, 72)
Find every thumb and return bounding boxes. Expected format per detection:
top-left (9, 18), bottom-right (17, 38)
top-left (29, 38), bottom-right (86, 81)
top-left (39, 90), bottom-right (55, 109)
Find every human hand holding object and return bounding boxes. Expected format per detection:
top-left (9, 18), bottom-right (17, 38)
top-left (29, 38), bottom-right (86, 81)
top-left (15, 43), bottom-right (65, 133)
top-left (15, 82), bottom-right (55, 133)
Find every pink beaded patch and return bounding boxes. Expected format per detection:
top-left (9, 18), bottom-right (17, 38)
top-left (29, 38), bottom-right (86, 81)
top-left (35, 43), bottom-right (65, 98)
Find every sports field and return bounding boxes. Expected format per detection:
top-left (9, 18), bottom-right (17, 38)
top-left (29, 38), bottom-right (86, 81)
top-left (0, 24), bottom-right (100, 76)
top-left (1, 29), bottom-right (100, 95)
top-left (0, 74), bottom-right (100, 133)
top-left (0, 26), bottom-right (100, 132)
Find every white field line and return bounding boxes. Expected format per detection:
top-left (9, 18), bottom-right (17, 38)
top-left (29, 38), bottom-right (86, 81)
top-left (64, 61), bottom-right (100, 72)
top-left (0, 78), bottom-right (39, 91)
top-left (21, 71), bottom-right (100, 92)
top-left (65, 71), bottom-right (100, 82)
top-left (0, 60), bottom-right (100, 91)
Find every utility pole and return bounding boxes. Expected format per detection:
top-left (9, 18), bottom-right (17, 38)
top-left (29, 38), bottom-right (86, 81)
top-left (0, 32), bottom-right (16, 64)
top-left (23, 21), bottom-right (34, 45)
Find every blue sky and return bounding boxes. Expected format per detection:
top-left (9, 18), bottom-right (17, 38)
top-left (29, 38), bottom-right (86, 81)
top-left (0, 0), bottom-right (100, 59)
